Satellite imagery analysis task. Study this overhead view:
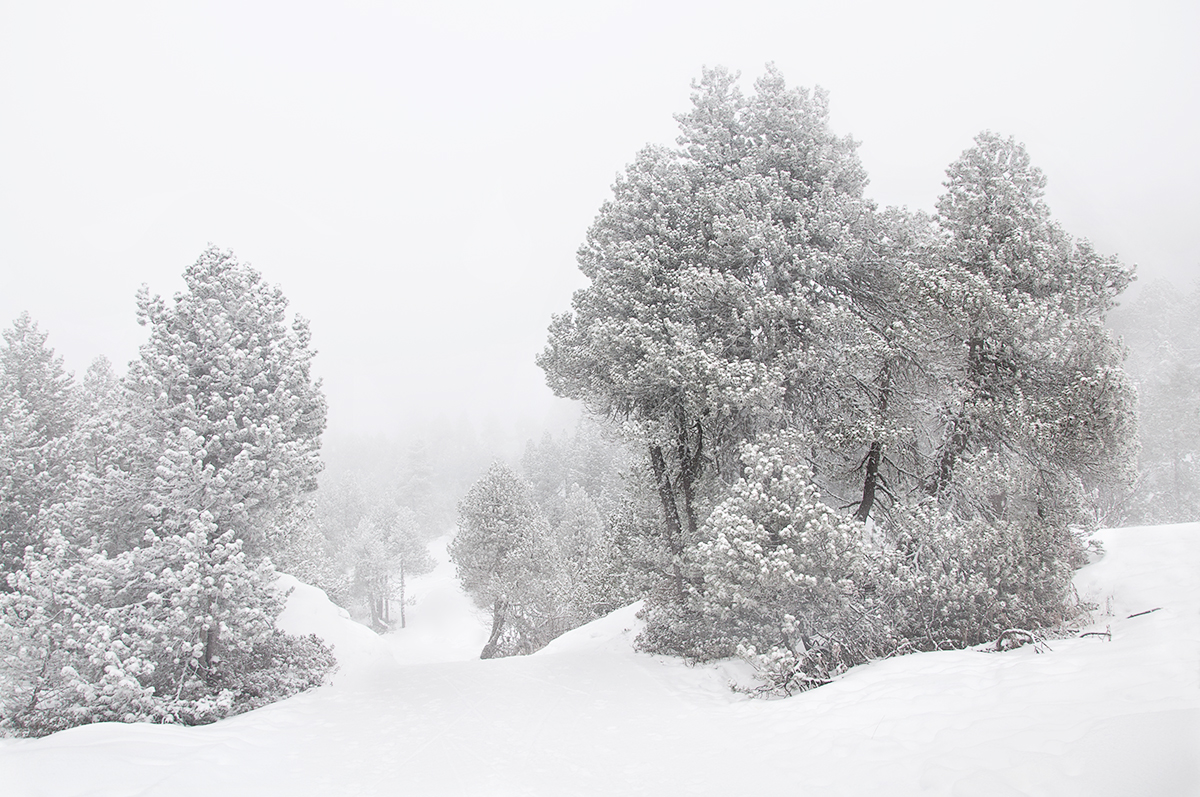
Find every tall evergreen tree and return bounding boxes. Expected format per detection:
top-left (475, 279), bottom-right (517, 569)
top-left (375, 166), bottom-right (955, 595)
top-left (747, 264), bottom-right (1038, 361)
top-left (128, 246), bottom-right (327, 556)
top-left (0, 314), bottom-right (74, 584)
top-left (928, 132), bottom-right (1137, 527)
top-left (539, 66), bottom-right (874, 594)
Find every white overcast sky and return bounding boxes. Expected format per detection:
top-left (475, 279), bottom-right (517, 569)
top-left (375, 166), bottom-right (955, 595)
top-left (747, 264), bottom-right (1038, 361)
top-left (1, 0), bottom-right (1197, 445)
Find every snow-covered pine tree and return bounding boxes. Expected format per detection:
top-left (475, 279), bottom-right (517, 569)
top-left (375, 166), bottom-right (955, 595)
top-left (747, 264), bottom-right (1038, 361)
top-left (553, 483), bottom-right (615, 620)
top-left (929, 132), bottom-right (1138, 531)
top-left (0, 521), bottom-right (335, 736)
top-left (451, 463), bottom-right (560, 658)
top-left (127, 246), bottom-right (327, 557)
top-left (0, 314), bottom-right (74, 586)
top-left (539, 66), bottom-right (875, 597)
top-left (64, 356), bottom-right (160, 555)
top-left (677, 435), bottom-right (895, 692)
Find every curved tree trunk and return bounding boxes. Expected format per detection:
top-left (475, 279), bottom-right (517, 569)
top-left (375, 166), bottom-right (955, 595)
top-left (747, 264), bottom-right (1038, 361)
top-left (480, 598), bottom-right (507, 659)
top-left (648, 414), bottom-right (706, 599)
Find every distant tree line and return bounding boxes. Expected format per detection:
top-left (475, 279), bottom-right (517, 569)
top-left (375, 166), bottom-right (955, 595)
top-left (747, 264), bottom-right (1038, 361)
top-left (304, 471), bottom-right (436, 631)
top-left (1108, 281), bottom-right (1200, 523)
top-left (449, 420), bottom-right (655, 658)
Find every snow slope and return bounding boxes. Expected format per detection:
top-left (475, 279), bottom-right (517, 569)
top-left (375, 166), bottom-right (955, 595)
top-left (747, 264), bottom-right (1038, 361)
top-left (0, 524), bottom-right (1196, 796)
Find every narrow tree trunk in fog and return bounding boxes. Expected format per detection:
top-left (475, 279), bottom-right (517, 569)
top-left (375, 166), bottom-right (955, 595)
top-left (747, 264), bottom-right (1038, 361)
top-left (399, 561), bottom-right (406, 629)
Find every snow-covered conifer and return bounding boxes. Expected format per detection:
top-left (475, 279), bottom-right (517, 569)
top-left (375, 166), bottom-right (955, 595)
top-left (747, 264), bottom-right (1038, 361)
top-left (451, 463), bottom-right (560, 657)
top-left (0, 314), bottom-right (74, 584)
top-left (539, 66), bottom-right (875, 597)
top-left (928, 133), bottom-right (1138, 531)
top-left (128, 246), bottom-right (327, 557)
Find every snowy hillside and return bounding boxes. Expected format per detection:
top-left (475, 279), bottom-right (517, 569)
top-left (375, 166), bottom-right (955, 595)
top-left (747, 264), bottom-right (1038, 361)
top-left (1, 525), bottom-right (1196, 796)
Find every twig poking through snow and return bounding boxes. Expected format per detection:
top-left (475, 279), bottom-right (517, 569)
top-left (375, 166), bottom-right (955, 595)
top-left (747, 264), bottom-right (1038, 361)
top-left (1126, 607), bottom-right (1162, 619)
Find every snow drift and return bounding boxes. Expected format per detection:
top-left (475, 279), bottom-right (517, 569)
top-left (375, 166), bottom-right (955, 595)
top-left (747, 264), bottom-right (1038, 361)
top-left (0, 523), bottom-right (1196, 796)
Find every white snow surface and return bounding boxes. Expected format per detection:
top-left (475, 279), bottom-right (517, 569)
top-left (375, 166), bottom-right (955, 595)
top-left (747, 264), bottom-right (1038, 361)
top-left (1, 525), bottom-right (1197, 796)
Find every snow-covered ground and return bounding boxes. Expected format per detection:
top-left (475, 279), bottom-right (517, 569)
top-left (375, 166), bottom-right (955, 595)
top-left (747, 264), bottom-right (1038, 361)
top-left (1, 525), bottom-right (1196, 796)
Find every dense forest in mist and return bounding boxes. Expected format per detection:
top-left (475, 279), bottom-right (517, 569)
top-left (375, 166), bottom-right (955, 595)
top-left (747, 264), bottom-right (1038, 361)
top-left (1, 67), bottom-right (1196, 736)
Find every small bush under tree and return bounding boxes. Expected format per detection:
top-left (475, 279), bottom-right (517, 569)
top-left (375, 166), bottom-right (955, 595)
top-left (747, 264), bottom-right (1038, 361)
top-left (641, 437), bottom-right (1086, 695)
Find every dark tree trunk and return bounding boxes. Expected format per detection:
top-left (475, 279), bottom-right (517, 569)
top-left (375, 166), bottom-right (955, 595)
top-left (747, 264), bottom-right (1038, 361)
top-left (648, 444), bottom-right (686, 599)
top-left (855, 440), bottom-right (883, 523)
top-left (855, 370), bottom-right (891, 522)
top-left (677, 416), bottom-right (704, 539)
top-left (929, 338), bottom-right (984, 497)
top-left (203, 624), bottom-right (218, 672)
top-left (481, 598), bottom-right (506, 659)
top-left (929, 420), bottom-right (969, 497)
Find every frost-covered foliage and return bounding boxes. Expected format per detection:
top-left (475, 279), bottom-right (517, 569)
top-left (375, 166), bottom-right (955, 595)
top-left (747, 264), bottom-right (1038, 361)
top-left (887, 478), bottom-right (1081, 649)
top-left (521, 419), bottom-right (657, 618)
top-left (540, 69), bottom-right (1135, 694)
top-left (128, 246), bottom-right (327, 558)
top-left (451, 463), bottom-right (564, 658)
top-left (541, 70), bottom-right (1136, 695)
top-left (0, 527), bottom-right (334, 737)
top-left (445, 428), bottom-right (656, 658)
top-left (0, 250), bottom-right (337, 736)
top-left (0, 314), bottom-right (74, 584)
top-left (640, 438), bottom-right (893, 692)
top-left (927, 132), bottom-right (1137, 527)
top-left (539, 66), bottom-right (876, 592)
top-left (641, 439), bottom-right (1084, 694)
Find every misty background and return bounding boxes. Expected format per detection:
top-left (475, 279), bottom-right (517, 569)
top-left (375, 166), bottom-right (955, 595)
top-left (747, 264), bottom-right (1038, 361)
top-left (2, 0), bottom-right (1198, 459)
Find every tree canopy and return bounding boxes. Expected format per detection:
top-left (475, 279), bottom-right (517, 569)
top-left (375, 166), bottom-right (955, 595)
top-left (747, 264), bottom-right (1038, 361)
top-left (540, 67), bottom-right (1139, 688)
top-left (129, 246), bottom-right (327, 557)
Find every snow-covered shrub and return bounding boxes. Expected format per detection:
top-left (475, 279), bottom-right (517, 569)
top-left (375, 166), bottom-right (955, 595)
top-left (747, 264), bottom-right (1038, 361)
top-left (888, 454), bottom-right (1083, 650)
top-left (641, 439), bottom-right (1085, 695)
top-left (0, 524), bottom-right (335, 737)
top-left (641, 439), bottom-right (900, 693)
